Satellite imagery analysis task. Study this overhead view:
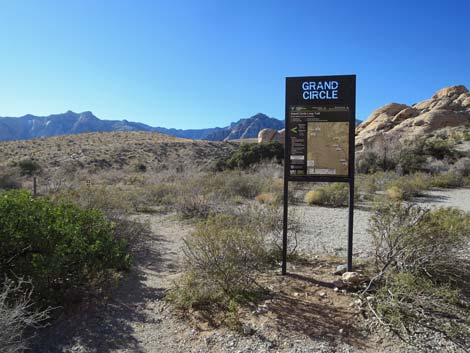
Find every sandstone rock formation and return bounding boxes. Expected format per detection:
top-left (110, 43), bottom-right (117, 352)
top-left (356, 85), bottom-right (470, 154)
top-left (258, 128), bottom-right (285, 144)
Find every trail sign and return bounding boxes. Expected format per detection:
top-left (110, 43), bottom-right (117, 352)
top-left (282, 75), bottom-right (356, 275)
top-left (285, 75), bottom-right (356, 181)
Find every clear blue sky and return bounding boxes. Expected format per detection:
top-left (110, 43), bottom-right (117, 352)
top-left (0, 0), bottom-right (469, 129)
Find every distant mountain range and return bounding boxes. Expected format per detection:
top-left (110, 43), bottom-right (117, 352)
top-left (0, 111), bottom-right (284, 142)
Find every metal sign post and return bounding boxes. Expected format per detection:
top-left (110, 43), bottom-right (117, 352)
top-left (282, 75), bottom-right (356, 275)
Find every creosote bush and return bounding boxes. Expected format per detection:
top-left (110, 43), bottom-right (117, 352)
top-left (223, 142), bottom-right (283, 170)
top-left (366, 199), bottom-right (470, 346)
top-left (0, 190), bottom-right (132, 307)
top-left (17, 159), bottom-right (42, 176)
top-left (182, 213), bottom-right (268, 296)
top-left (169, 203), bottom-right (302, 320)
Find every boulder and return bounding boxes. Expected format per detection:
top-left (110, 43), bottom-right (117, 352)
top-left (258, 128), bottom-right (277, 143)
top-left (276, 129), bottom-right (285, 144)
top-left (433, 85), bottom-right (468, 99)
top-left (391, 107), bottom-right (419, 123)
top-left (342, 271), bottom-right (361, 285)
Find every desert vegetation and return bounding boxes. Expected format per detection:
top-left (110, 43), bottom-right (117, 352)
top-left (363, 199), bottom-right (470, 348)
top-left (1, 128), bottom-right (470, 352)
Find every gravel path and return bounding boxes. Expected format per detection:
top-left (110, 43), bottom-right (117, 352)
top-left (294, 187), bottom-right (470, 259)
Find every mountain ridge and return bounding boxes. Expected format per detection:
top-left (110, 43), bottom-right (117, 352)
top-left (0, 111), bottom-right (283, 142)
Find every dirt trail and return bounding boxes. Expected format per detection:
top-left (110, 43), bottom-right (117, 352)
top-left (31, 213), bottom-right (195, 353)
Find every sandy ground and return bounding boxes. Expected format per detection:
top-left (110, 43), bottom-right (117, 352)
top-left (295, 187), bottom-right (470, 260)
top-left (30, 188), bottom-right (470, 353)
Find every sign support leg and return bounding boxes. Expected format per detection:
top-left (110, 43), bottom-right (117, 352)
top-left (347, 179), bottom-right (354, 272)
top-left (282, 177), bottom-right (289, 275)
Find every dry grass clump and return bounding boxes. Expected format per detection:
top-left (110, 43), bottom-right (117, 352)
top-left (255, 192), bottom-right (279, 205)
top-left (304, 183), bottom-right (350, 207)
top-left (385, 173), bottom-right (431, 201)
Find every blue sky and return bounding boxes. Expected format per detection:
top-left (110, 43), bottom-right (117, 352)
top-left (0, 0), bottom-right (469, 129)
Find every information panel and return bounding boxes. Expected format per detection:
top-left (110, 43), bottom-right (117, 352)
top-left (285, 75), bottom-right (356, 181)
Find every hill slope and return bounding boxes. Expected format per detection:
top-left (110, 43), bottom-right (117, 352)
top-left (0, 131), bottom-right (238, 177)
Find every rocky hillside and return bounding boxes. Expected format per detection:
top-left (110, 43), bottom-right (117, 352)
top-left (356, 85), bottom-right (470, 153)
top-left (0, 111), bottom-right (283, 142)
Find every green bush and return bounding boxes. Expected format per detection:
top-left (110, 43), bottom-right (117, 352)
top-left (0, 190), bottom-right (131, 307)
top-left (225, 142), bottom-right (283, 170)
top-left (421, 137), bottom-right (459, 160)
top-left (394, 145), bottom-right (427, 174)
top-left (356, 151), bottom-right (396, 174)
top-left (304, 183), bottom-right (351, 207)
top-left (17, 159), bottom-right (41, 176)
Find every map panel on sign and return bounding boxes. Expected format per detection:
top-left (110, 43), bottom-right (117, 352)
top-left (306, 121), bottom-right (349, 176)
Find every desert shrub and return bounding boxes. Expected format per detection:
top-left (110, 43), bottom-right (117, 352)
top-left (255, 192), bottom-right (279, 205)
top-left (135, 163), bottom-right (147, 172)
top-left (0, 172), bottom-right (21, 190)
top-left (246, 204), bottom-right (302, 261)
top-left (304, 183), bottom-right (350, 207)
top-left (464, 129), bottom-right (470, 141)
top-left (222, 172), bottom-right (265, 199)
top-left (430, 171), bottom-right (464, 188)
top-left (225, 142), bottom-right (283, 170)
top-left (394, 145), bottom-right (427, 174)
top-left (356, 172), bottom-right (394, 200)
top-left (147, 182), bottom-right (179, 206)
top-left (369, 201), bottom-right (469, 276)
top-left (209, 158), bottom-right (228, 172)
top-left (57, 184), bottom-right (146, 214)
top-left (17, 159), bottom-right (41, 176)
top-left (0, 277), bottom-right (50, 353)
top-left (356, 150), bottom-right (396, 174)
top-left (179, 213), bottom-right (268, 300)
top-left (0, 190), bottom-right (131, 307)
top-left (174, 194), bottom-right (213, 219)
top-left (385, 185), bottom-right (403, 201)
top-left (372, 272), bottom-right (470, 346)
top-left (385, 173), bottom-right (431, 200)
top-left (355, 151), bottom-right (382, 174)
top-left (425, 158), bottom-right (450, 175)
top-left (366, 200), bottom-right (470, 346)
top-left (451, 157), bottom-right (470, 177)
top-left (421, 136), bottom-right (459, 160)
